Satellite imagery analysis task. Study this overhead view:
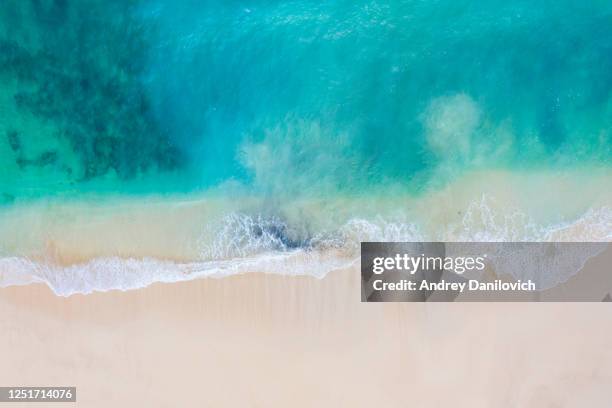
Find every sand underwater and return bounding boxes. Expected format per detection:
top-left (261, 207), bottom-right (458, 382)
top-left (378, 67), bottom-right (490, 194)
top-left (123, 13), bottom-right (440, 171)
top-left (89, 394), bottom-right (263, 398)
top-left (1, 0), bottom-right (611, 295)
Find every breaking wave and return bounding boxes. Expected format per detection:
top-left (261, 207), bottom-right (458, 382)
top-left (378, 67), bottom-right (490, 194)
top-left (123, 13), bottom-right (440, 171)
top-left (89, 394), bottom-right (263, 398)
top-left (1, 200), bottom-right (610, 296)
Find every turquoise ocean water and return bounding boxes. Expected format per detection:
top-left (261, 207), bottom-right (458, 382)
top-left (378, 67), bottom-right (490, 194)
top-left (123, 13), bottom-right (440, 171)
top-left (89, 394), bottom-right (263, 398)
top-left (0, 1), bottom-right (611, 294)
top-left (1, 0), bottom-right (610, 201)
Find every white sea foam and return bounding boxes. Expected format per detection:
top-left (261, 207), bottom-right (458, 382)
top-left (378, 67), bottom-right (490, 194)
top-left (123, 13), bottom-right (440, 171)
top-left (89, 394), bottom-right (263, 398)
top-left (0, 197), bottom-right (610, 296)
top-left (0, 250), bottom-right (352, 297)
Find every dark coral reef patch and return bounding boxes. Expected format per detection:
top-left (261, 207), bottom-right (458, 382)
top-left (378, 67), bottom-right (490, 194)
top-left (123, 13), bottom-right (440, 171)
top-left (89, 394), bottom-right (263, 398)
top-left (0, 0), bottom-right (183, 183)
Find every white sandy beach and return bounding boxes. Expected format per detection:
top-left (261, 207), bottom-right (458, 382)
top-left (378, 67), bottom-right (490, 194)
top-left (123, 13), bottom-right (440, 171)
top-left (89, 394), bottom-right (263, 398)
top-left (2, 265), bottom-right (612, 407)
